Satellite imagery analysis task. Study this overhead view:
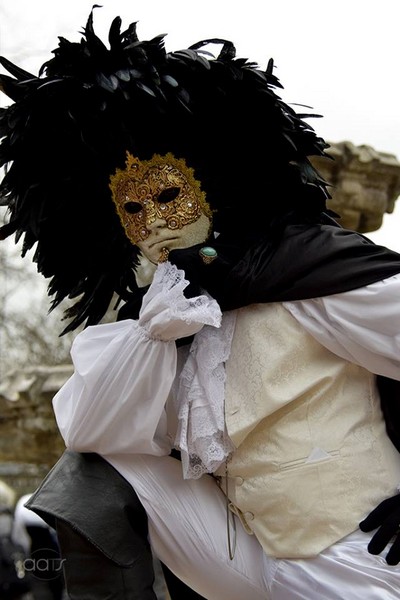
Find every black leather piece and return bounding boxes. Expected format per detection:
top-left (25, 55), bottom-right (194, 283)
top-left (56, 519), bottom-right (158, 600)
top-left (25, 451), bottom-right (149, 568)
top-left (26, 451), bottom-right (204, 598)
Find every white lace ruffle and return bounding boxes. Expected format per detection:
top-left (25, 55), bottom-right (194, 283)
top-left (174, 310), bottom-right (237, 479)
top-left (139, 262), bottom-right (222, 341)
top-left (141, 262), bottom-right (235, 479)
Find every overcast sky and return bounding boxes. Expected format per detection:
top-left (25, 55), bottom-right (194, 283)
top-left (1, 0), bottom-right (400, 249)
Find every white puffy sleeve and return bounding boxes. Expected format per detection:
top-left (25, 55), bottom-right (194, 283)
top-left (284, 273), bottom-right (400, 380)
top-left (53, 262), bottom-right (222, 455)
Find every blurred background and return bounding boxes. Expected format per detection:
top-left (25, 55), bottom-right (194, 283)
top-left (1, 3), bottom-right (400, 597)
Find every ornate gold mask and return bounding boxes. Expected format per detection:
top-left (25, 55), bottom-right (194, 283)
top-left (109, 152), bottom-right (213, 245)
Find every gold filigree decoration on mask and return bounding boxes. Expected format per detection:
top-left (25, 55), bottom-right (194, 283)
top-left (109, 152), bottom-right (213, 245)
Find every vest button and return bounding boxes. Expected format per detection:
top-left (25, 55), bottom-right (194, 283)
top-left (235, 476), bottom-right (244, 486)
top-left (244, 511), bottom-right (254, 521)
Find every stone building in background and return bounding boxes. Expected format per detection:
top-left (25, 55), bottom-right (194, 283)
top-left (1, 140), bottom-right (400, 497)
top-left (313, 141), bottom-right (400, 232)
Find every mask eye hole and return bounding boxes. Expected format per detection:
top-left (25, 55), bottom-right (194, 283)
top-left (157, 187), bottom-right (180, 204)
top-left (124, 201), bottom-right (142, 215)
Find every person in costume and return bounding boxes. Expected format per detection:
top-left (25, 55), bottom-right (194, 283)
top-left (1, 8), bottom-right (400, 599)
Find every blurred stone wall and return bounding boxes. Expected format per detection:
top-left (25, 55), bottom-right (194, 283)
top-left (313, 141), bottom-right (400, 232)
top-left (0, 366), bottom-right (72, 495)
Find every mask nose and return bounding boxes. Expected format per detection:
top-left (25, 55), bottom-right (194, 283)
top-left (143, 206), bottom-right (167, 230)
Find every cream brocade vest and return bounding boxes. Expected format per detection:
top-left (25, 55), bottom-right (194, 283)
top-left (217, 302), bottom-right (400, 558)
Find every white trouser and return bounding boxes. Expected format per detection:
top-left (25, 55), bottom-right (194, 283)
top-left (106, 454), bottom-right (400, 600)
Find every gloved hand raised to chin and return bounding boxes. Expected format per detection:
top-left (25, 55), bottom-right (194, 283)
top-left (167, 224), bottom-right (265, 297)
top-left (167, 237), bottom-right (246, 302)
top-left (359, 493), bottom-right (400, 565)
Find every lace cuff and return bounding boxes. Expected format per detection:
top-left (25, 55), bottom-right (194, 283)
top-left (138, 262), bottom-right (222, 341)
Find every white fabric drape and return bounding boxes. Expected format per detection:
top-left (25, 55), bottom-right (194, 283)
top-left (283, 272), bottom-right (400, 380)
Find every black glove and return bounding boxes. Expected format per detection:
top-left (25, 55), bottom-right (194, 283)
top-left (168, 239), bottom-right (244, 303)
top-left (359, 493), bottom-right (400, 565)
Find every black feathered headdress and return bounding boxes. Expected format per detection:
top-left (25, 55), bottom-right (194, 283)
top-left (0, 7), bottom-right (330, 333)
